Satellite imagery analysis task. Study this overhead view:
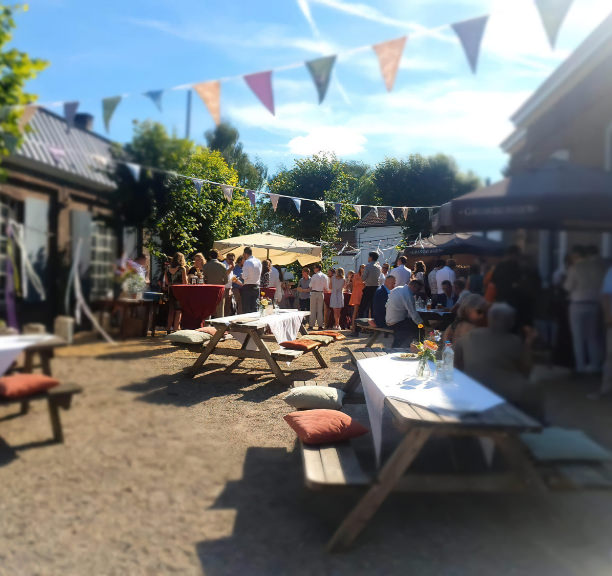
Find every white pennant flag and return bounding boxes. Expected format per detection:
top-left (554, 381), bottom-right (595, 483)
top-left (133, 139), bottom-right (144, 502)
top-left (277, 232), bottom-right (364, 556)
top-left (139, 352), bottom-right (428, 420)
top-left (192, 179), bottom-right (203, 195)
top-left (126, 162), bottom-right (141, 182)
top-left (402, 207), bottom-right (411, 220)
top-left (313, 200), bottom-right (325, 211)
top-left (387, 207), bottom-right (395, 220)
top-left (292, 197), bottom-right (301, 213)
top-left (269, 193), bottom-right (280, 211)
top-left (354, 205), bottom-right (362, 218)
top-left (221, 184), bottom-right (233, 202)
top-left (373, 206), bottom-right (379, 217)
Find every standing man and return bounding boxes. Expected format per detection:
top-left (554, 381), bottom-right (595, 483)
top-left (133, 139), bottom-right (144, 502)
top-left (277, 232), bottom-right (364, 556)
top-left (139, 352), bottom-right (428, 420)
top-left (359, 252), bottom-right (381, 319)
top-left (309, 264), bottom-right (327, 330)
top-left (386, 279), bottom-right (425, 348)
top-left (371, 275), bottom-right (396, 328)
top-left (297, 267), bottom-right (311, 312)
top-left (436, 258), bottom-right (457, 295)
top-left (428, 259), bottom-right (444, 306)
top-left (241, 246), bottom-right (262, 313)
top-left (389, 255), bottom-right (411, 287)
top-left (203, 250), bottom-right (229, 318)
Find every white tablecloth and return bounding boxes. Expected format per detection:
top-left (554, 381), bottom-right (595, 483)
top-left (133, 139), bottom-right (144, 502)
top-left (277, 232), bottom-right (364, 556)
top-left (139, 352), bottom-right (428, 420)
top-left (0, 334), bottom-right (56, 376)
top-left (357, 352), bottom-right (504, 465)
top-left (220, 310), bottom-right (303, 350)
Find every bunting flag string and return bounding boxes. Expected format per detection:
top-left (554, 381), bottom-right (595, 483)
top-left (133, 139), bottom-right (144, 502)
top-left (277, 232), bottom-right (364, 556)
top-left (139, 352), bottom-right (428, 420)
top-left (313, 200), bottom-right (325, 211)
top-left (126, 162), bottom-right (141, 182)
top-left (102, 95), bottom-right (122, 133)
top-left (244, 71), bottom-right (275, 115)
top-left (247, 189), bottom-right (257, 208)
top-left (402, 207), bottom-right (411, 220)
top-left (292, 198), bottom-right (301, 213)
top-left (194, 81), bottom-right (221, 125)
top-left (63, 101), bottom-right (79, 131)
top-left (353, 205), bottom-right (362, 219)
top-left (192, 178), bottom-right (204, 195)
top-left (144, 90), bottom-right (164, 112)
top-left (306, 55), bottom-right (336, 104)
top-left (334, 202), bottom-right (341, 219)
top-left (534, 0), bottom-right (574, 49)
top-left (373, 36), bottom-right (407, 92)
top-left (269, 193), bottom-right (280, 211)
top-left (452, 15), bottom-right (489, 74)
top-left (221, 184), bottom-right (234, 202)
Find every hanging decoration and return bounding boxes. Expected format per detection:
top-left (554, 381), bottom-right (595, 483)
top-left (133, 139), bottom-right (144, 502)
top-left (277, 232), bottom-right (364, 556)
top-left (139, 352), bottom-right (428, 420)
top-left (313, 200), bottom-right (325, 211)
top-left (126, 162), bottom-right (141, 182)
top-left (269, 193), bottom-right (280, 211)
top-left (306, 55), bottom-right (336, 104)
top-left (534, 0), bottom-right (574, 49)
top-left (63, 101), bottom-right (79, 131)
top-left (49, 146), bottom-right (65, 164)
top-left (221, 184), bottom-right (233, 202)
top-left (387, 207), bottom-right (395, 220)
top-left (192, 178), bottom-right (203, 195)
top-left (247, 189), bottom-right (257, 208)
top-left (402, 207), bottom-right (411, 220)
top-left (144, 90), bottom-right (164, 112)
top-left (354, 205), bottom-right (362, 219)
top-left (17, 105), bottom-right (37, 131)
top-left (373, 36), bottom-right (407, 92)
top-left (244, 71), bottom-right (275, 115)
top-left (292, 197), bottom-right (302, 213)
top-left (452, 15), bottom-right (489, 74)
top-left (102, 95), bottom-right (122, 132)
top-left (335, 202), bottom-right (341, 219)
top-left (194, 81), bottom-right (221, 125)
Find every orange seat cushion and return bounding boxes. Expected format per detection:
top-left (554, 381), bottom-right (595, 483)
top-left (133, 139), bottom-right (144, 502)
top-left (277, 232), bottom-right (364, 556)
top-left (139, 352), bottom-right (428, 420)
top-left (279, 339), bottom-right (320, 351)
top-left (0, 374), bottom-right (60, 398)
top-left (196, 326), bottom-right (217, 336)
top-left (314, 330), bottom-right (346, 341)
top-left (284, 409), bottom-right (369, 445)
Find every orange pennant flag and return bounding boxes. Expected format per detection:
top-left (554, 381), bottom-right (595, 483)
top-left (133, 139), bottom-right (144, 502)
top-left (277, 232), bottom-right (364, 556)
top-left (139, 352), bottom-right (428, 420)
top-left (373, 36), bottom-right (407, 92)
top-left (194, 81), bottom-right (221, 125)
top-left (18, 105), bottom-right (38, 131)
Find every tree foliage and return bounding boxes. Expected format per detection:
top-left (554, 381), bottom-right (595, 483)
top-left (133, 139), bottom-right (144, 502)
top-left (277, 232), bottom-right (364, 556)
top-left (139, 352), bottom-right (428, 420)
top-left (205, 122), bottom-right (267, 190)
top-left (0, 4), bottom-right (47, 176)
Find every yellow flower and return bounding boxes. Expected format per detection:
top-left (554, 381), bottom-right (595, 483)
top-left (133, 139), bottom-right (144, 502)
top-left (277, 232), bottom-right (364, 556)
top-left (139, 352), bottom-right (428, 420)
top-left (417, 324), bottom-right (424, 329)
top-left (261, 291), bottom-right (266, 296)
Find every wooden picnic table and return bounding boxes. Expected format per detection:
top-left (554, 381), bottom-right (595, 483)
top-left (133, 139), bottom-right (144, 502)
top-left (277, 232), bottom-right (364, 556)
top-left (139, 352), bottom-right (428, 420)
top-left (326, 347), bottom-right (543, 551)
top-left (185, 310), bottom-right (328, 385)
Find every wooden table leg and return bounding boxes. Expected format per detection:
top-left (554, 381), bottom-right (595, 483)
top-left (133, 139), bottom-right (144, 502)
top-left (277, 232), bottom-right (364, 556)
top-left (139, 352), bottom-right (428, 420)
top-left (343, 371), bottom-right (360, 394)
top-left (47, 398), bottom-right (64, 443)
top-left (298, 323), bottom-right (328, 368)
top-left (493, 432), bottom-right (548, 492)
top-left (365, 331), bottom-right (378, 347)
top-left (24, 351), bottom-right (34, 373)
top-left (249, 329), bottom-right (290, 385)
top-left (327, 427), bottom-right (432, 552)
top-left (40, 351), bottom-right (53, 376)
top-left (186, 328), bottom-right (226, 377)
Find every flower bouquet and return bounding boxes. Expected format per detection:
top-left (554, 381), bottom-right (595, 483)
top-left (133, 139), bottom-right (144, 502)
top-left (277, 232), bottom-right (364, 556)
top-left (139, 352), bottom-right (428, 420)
top-left (122, 270), bottom-right (147, 299)
top-left (258, 292), bottom-right (270, 317)
top-left (414, 324), bottom-right (439, 378)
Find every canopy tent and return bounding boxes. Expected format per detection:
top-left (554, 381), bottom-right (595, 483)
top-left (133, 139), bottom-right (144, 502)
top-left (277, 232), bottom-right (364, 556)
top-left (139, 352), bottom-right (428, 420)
top-left (404, 233), bottom-right (504, 257)
top-left (213, 231), bottom-right (322, 266)
top-left (434, 161), bottom-right (612, 233)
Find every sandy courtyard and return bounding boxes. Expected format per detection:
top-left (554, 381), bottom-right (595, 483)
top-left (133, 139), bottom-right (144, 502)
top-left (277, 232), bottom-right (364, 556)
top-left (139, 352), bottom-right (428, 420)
top-left (1, 334), bottom-right (612, 575)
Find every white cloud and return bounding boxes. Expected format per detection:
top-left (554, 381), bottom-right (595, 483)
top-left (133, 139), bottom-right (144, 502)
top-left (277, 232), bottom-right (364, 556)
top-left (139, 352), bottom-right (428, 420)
top-left (288, 126), bottom-right (367, 155)
top-left (296, 0), bottom-right (320, 37)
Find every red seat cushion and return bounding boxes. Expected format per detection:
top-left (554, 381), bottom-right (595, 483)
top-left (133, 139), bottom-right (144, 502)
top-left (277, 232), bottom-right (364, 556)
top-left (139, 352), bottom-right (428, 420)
top-left (314, 330), bottom-right (346, 341)
top-left (0, 374), bottom-right (60, 398)
top-left (284, 409), bottom-right (369, 445)
top-left (196, 326), bottom-right (217, 336)
top-left (279, 339), bottom-right (320, 351)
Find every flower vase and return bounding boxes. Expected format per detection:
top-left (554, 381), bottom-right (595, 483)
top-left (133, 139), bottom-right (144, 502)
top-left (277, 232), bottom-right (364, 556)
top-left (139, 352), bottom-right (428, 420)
top-left (416, 357), bottom-right (430, 379)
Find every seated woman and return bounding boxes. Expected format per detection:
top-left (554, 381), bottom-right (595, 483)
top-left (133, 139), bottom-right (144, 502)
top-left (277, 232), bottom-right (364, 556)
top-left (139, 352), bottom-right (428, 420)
top-left (454, 303), bottom-right (544, 420)
top-left (443, 293), bottom-right (487, 346)
top-left (188, 252), bottom-right (205, 282)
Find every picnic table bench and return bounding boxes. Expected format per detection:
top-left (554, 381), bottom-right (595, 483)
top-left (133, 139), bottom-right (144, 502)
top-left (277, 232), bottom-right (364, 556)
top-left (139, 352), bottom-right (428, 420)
top-left (0, 383), bottom-right (82, 443)
top-left (355, 318), bottom-right (393, 347)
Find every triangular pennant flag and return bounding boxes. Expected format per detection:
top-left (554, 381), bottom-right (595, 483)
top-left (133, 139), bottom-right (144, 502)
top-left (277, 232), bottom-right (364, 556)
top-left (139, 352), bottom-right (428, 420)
top-left (534, 0), bottom-right (573, 49)
top-left (313, 200), bottom-right (325, 211)
top-left (49, 146), bottom-right (65, 164)
top-left (194, 81), bottom-right (221, 125)
top-left (373, 36), bottom-right (407, 92)
top-left (269, 193), bottom-right (280, 211)
top-left (192, 179), bottom-right (203, 195)
top-left (292, 197), bottom-right (301, 213)
top-left (452, 15), bottom-right (489, 74)
top-left (126, 162), bottom-right (141, 182)
top-left (221, 184), bottom-right (233, 202)
top-left (244, 71), bottom-right (274, 115)
top-left (18, 105), bottom-right (37, 131)
top-left (372, 206), bottom-right (379, 217)
top-left (414, 208), bottom-right (421, 214)
top-left (63, 101), bottom-right (79, 130)
top-left (402, 207), bottom-right (411, 220)
top-left (144, 90), bottom-right (164, 112)
top-left (335, 203), bottom-right (341, 219)
top-left (354, 205), bottom-right (362, 218)
top-left (102, 96), bottom-right (122, 133)
top-left (306, 55), bottom-right (336, 104)
top-left (387, 207), bottom-right (395, 221)
top-left (428, 208), bottom-right (434, 220)
top-left (247, 189), bottom-right (256, 208)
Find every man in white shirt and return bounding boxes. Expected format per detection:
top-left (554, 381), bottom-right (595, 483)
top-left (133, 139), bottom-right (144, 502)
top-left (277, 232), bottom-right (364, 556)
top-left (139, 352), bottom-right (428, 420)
top-left (309, 263), bottom-right (327, 330)
top-left (428, 259), bottom-right (443, 304)
top-left (389, 255), bottom-right (411, 286)
top-left (241, 246), bottom-right (262, 313)
top-left (436, 259), bottom-right (457, 295)
top-left (268, 260), bottom-right (283, 304)
top-left (592, 265), bottom-right (612, 399)
top-left (386, 279), bottom-right (424, 348)
top-left (378, 262), bottom-right (390, 286)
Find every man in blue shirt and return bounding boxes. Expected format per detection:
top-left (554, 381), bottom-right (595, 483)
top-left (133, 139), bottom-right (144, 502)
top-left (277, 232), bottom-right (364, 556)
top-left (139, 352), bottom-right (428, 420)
top-left (371, 275), bottom-right (396, 328)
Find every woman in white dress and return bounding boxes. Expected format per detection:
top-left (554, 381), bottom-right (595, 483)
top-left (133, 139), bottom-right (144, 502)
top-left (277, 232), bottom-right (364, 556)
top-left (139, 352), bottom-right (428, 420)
top-left (330, 268), bottom-right (346, 330)
top-left (268, 261), bottom-right (284, 304)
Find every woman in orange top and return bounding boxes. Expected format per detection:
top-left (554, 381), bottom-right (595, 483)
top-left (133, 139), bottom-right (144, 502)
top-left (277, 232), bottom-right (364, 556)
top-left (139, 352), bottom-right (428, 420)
top-left (349, 264), bottom-right (366, 333)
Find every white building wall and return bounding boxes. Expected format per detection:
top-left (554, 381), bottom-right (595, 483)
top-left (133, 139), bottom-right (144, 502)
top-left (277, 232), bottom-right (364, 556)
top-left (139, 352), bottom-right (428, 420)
top-left (332, 254), bottom-right (359, 273)
top-left (354, 225), bottom-right (404, 267)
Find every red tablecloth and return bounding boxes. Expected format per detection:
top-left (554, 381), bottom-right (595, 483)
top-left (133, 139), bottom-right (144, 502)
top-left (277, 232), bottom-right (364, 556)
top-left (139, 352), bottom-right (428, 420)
top-left (171, 284), bottom-right (225, 329)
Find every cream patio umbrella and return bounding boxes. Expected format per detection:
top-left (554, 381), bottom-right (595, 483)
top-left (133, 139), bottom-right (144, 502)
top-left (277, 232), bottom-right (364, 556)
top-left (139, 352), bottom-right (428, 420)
top-left (213, 231), bottom-right (322, 266)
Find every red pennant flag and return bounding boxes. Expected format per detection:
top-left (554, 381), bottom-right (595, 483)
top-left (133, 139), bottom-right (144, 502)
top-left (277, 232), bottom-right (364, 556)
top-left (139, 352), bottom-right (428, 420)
top-left (244, 71), bottom-right (274, 115)
top-left (373, 36), bottom-right (407, 92)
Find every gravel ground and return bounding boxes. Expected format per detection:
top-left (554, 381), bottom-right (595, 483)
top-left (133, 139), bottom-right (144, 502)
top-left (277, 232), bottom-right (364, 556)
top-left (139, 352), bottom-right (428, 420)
top-left (1, 333), bottom-right (612, 576)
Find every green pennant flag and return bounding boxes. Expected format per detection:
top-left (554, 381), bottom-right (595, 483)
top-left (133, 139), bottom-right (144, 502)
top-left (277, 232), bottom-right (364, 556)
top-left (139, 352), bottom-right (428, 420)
top-left (534, 0), bottom-right (574, 49)
top-left (102, 96), bottom-right (122, 133)
top-left (306, 55), bottom-right (336, 104)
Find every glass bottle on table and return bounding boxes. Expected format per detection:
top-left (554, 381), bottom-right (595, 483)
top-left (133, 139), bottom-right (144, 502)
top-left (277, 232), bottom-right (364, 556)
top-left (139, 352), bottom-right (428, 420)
top-left (426, 298), bottom-right (432, 310)
top-left (441, 341), bottom-right (454, 382)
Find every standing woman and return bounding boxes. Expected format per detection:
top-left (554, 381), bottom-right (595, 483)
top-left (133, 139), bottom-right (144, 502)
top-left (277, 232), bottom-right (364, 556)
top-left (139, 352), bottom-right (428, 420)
top-left (349, 263), bottom-right (366, 334)
top-left (166, 252), bottom-right (187, 333)
top-left (345, 270), bottom-right (355, 294)
top-left (330, 268), bottom-right (346, 330)
top-left (413, 261), bottom-right (426, 283)
top-left (260, 259), bottom-right (271, 289)
top-left (297, 267), bottom-right (311, 312)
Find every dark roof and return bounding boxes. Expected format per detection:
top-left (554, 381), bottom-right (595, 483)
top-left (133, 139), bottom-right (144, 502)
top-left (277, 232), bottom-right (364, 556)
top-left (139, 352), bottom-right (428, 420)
top-left (9, 107), bottom-right (115, 191)
top-left (334, 230), bottom-right (359, 255)
top-left (355, 208), bottom-right (398, 228)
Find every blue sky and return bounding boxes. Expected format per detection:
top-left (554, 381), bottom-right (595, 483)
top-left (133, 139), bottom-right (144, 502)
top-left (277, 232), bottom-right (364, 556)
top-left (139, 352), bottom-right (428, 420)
top-left (14, 0), bottom-right (612, 181)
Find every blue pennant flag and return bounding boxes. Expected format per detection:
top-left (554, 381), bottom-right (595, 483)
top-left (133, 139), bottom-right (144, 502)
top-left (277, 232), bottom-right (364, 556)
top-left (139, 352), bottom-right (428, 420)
top-left (144, 90), bottom-right (164, 112)
top-left (335, 203), bottom-right (341, 219)
top-left (193, 179), bottom-right (203, 195)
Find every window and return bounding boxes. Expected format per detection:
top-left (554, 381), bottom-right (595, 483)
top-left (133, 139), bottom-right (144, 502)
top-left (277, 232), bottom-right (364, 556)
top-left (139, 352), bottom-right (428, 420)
top-left (89, 222), bottom-right (116, 301)
top-left (0, 194), bottom-right (22, 308)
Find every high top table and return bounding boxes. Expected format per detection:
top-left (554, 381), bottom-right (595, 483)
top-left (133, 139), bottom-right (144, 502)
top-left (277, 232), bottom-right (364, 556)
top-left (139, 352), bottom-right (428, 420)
top-left (171, 284), bottom-right (225, 329)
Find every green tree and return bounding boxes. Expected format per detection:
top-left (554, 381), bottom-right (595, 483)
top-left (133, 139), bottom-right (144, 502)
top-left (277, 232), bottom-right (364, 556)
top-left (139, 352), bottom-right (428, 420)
top-left (151, 147), bottom-right (255, 258)
top-left (0, 4), bottom-right (47, 176)
top-left (373, 154), bottom-right (480, 241)
top-left (205, 122), bottom-right (267, 190)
